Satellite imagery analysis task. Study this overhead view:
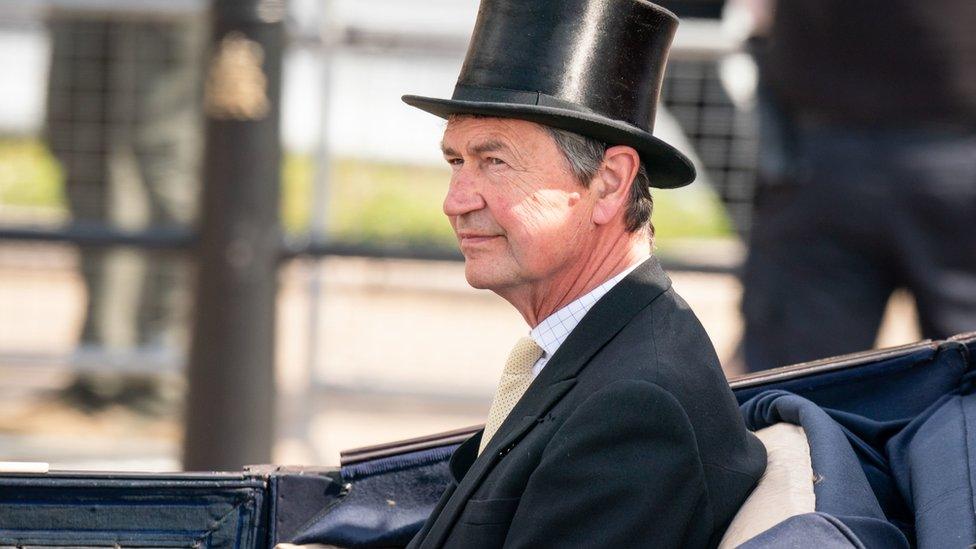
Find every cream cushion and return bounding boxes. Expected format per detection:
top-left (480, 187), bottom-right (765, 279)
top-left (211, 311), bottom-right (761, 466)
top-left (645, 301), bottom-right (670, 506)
top-left (718, 422), bottom-right (816, 548)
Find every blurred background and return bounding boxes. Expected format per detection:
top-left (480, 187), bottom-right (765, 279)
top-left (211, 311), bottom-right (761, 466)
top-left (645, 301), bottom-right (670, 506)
top-left (0, 0), bottom-right (929, 471)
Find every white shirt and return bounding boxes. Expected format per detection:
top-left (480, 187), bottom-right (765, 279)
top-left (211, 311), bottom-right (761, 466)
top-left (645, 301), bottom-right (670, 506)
top-left (529, 256), bottom-right (650, 377)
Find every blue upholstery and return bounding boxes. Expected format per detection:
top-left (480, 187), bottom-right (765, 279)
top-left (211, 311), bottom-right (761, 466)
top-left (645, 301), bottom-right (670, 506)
top-left (740, 391), bottom-right (910, 547)
top-left (737, 513), bottom-right (863, 548)
top-left (292, 445), bottom-right (458, 547)
top-left (268, 469), bottom-right (343, 542)
top-left (736, 339), bottom-right (976, 548)
top-left (0, 473), bottom-right (269, 547)
top-left (887, 370), bottom-right (976, 548)
top-left (735, 342), bottom-right (970, 421)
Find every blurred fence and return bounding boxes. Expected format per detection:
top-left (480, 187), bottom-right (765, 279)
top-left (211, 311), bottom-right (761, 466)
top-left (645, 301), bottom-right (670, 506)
top-left (0, 0), bottom-right (757, 468)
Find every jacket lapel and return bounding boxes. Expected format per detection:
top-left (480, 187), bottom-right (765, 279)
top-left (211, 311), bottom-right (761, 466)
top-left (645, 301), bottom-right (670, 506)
top-left (420, 257), bottom-right (672, 548)
top-left (449, 431), bottom-right (481, 482)
top-left (423, 379), bottom-right (576, 548)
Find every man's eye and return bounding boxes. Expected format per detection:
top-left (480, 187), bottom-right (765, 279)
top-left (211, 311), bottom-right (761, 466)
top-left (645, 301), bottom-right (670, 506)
top-left (486, 157), bottom-right (506, 166)
top-left (446, 157), bottom-right (463, 166)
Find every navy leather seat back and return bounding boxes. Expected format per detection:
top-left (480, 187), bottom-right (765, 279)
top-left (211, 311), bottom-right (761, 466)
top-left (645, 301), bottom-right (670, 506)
top-left (736, 338), bottom-right (976, 548)
top-left (887, 374), bottom-right (976, 548)
top-left (0, 473), bottom-right (269, 547)
top-left (291, 445), bottom-right (457, 547)
top-left (734, 342), bottom-right (970, 422)
top-left (741, 390), bottom-right (912, 547)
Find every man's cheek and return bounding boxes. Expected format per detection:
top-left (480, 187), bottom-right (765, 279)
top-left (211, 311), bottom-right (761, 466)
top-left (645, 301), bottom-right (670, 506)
top-left (512, 195), bottom-right (570, 230)
top-left (506, 171), bottom-right (545, 198)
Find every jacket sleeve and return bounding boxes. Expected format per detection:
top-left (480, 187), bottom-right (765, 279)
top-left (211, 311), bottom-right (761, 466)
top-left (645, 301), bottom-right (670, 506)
top-left (503, 379), bottom-right (712, 548)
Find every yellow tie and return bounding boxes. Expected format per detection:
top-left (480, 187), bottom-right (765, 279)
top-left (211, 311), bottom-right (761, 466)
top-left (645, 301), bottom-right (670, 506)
top-left (479, 336), bottom-right (545, 455)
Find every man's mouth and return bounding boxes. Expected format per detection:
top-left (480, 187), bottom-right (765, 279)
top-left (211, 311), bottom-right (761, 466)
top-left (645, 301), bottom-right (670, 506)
top-left (456, 232), bottom-right (501, 247)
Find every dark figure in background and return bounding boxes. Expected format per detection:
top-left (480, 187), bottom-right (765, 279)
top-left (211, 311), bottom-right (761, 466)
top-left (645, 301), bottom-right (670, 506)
top-left (45, 14), bottom-right (204, 411)
top-left (741, 1), bottom-right (976, 372)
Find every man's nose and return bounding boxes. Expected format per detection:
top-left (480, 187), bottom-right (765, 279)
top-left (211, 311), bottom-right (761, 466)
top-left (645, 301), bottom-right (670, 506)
top-left (443, 170), bottom-right (486, 217)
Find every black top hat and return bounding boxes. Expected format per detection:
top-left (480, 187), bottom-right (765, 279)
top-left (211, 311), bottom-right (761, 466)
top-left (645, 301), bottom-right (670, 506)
top-left (403, 0), bottom-right (695, 188)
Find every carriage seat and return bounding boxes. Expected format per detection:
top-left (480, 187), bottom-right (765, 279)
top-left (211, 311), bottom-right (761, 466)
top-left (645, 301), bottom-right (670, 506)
top-left (719, 422), bottom-right (816, 547)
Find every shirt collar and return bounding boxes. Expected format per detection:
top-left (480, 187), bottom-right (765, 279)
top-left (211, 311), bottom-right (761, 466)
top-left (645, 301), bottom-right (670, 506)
top-left (530, 256), bottom-right (650, 361)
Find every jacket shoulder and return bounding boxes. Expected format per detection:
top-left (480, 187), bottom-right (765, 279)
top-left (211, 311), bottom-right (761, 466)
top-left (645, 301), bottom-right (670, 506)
top-left (578, 286), bottom-right (767, 539)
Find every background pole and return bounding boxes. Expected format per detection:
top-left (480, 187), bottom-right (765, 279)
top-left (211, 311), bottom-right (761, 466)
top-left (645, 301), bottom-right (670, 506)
top-left (183, 0), bottom-right (285, 469)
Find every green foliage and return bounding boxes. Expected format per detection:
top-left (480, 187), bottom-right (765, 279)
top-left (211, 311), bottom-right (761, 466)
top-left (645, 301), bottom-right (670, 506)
top-left (281, 155), bottom-right (456, 245)
top-left (652, 183), bottom-right (733, 241)
top-left (281, 152), bottom-right (313, 232)
top-left (327, 159), bottom-right (456, 246)
top-left (1, 139), bottom-right (731, 245)
top-left (0, 139), bottom-right (66, 213)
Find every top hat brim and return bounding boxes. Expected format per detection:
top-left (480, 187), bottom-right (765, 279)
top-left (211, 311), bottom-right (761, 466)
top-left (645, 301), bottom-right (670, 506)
top-left (402, 94), bottom-right (696, 189)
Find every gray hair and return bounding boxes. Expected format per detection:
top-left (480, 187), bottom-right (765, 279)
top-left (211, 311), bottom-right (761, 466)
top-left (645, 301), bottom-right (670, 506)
top-left (544, 127), bottom-right (654, 236)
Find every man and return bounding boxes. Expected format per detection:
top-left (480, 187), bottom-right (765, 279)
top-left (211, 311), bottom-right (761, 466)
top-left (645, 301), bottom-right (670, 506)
top-left (403, 1), bottom-right (766, 547)
top-left (46, 12), bottom-right (204, 411)
top-left (739, 0), bottom-right (976, 372)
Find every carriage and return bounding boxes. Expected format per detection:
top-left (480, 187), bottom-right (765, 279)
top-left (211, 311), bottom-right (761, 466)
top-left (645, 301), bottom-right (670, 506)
top-left (2, 332), bottom-right (974, 548)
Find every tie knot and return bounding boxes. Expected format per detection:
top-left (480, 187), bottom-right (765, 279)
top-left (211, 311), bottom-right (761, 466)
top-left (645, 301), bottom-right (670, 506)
top-left (504, 336), bottom-right (544, 376)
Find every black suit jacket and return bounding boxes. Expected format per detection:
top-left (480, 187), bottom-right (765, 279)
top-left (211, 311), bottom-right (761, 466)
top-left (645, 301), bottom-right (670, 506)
top-left (408, 258), bottom-right (767, 548)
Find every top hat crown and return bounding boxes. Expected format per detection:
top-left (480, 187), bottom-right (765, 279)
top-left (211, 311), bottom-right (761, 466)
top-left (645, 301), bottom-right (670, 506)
top-left (403, 0), bottom-right (695, 188)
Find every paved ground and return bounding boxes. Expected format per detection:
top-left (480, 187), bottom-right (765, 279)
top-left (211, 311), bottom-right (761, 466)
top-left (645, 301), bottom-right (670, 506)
top-left (0, 242), bottom-right (920, 470)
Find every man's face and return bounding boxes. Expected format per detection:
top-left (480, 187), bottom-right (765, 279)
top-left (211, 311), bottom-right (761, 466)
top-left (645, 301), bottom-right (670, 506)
top-left (441, 116), bottom-right (595, 294)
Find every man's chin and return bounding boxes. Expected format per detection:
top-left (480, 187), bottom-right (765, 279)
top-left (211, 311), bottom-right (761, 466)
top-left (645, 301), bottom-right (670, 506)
top-left (463, 270), bottom-right (493, 290)
top-left (463, 261), bottom-right (506, 291)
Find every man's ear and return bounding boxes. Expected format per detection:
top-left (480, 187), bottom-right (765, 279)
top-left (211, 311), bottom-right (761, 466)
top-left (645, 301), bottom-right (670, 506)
top-left (591, 145), bottom-right (640, 226)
